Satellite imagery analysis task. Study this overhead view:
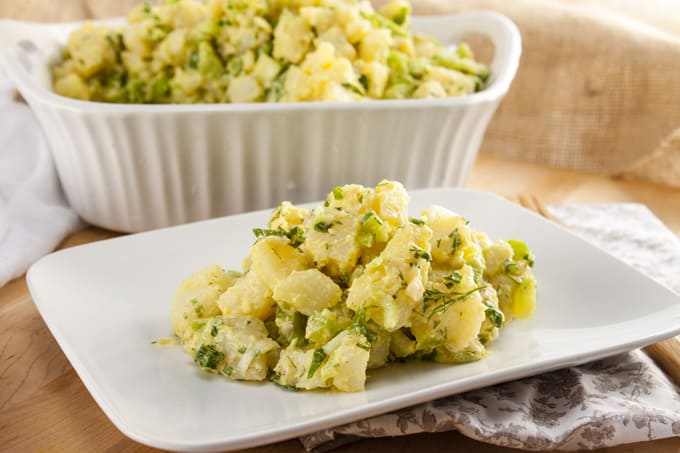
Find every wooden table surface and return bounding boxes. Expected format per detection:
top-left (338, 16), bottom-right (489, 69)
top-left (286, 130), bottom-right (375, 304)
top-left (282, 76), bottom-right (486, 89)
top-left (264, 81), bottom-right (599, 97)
top-left (1, 154), bottom-right (679, 453)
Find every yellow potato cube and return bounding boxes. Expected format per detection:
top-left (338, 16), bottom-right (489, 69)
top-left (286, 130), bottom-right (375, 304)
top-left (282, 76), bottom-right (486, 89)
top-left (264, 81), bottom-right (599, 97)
top-left (320, 330), bottom-right (370, 392)
top-left (250, 236), bottom-right (311, 290)
top-left (303, 207), bottom-right (363, 277)
top-left (273, 269), bottom-right (342, 316)
top-left (54, 73), bottom-right (92, 100)
top-left (273, 10), bottom-right (313, 64)
top-left (217, 269), bottom-right (274, 319)
top-left (359, 29), bottom-right (391, 62)
top-left (372, 180), bottom-right (409, 229)
top-left (269, 201), bottom-right (309, 230)
top-left (412, 80), bottom-right (447, 99)
top-left (67, 23), bottom-right (117, 77)
top-left (228, 75), bottom-right (262, 103)
top-left (410, 265), bottom-right (486, 351)
top-left (346, 222), bottom-right (432, 331)
top-left (170, 264), bottom-right (237, 339)
top-left (300, 6), bottom-right (336, 34)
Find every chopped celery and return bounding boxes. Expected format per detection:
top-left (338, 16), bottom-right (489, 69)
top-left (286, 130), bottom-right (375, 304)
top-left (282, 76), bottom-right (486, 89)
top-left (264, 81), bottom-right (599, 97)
top-left (198, 41), bottom-right (225, 78)
top-left (507, 239), bottom-right (535, 267)
top-left (511, 276), bottom-right (536, 318)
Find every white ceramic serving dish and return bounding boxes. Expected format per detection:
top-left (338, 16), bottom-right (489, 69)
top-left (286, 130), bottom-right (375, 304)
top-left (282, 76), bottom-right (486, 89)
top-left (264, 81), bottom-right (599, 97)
top-left (27, 188), bottom-right (680, 452)
top-left (0, 13), bottom-right (520, 232)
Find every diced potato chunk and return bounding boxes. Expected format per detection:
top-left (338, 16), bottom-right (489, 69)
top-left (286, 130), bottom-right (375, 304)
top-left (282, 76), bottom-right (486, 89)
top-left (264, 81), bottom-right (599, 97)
top-left (372, 180), bottom-right (409, 228)
top-left (273, 344), bottom-right (329, 390)
top-left (303, 207), bottom-right (362, 277)
top-left (320, 330), bottom-right (370, 392)
top-left (410, 265), bottom-right (486, 352)
top-left (228, 75), bottom-right (262, 103)
top-left (273, 269), bottom-right (342, 316)
top-left (67, 23), bottom-right (117, 77)
top-left (53, 73), bottom-right (92, 100)
top-left (346, 222), bottom-right (432, 331)
top-left (218, 270), bottom-right (274, 319)
top-left (187, 315), bottom-right (279, 381)
top-left (170, 264), bottom-right (237, 339)
top-left (252, 54), bottom-right (281, 87)
top-left (269, 201), bottom-right (309, 230)
top-left (422, 205), bottom-right (485, 272)
top-left (250, 236), bottom-right (311, 290)
top-left (359, 29), bottom-right (391, 62)
top-left (273, 10), bottom-right (312, 64)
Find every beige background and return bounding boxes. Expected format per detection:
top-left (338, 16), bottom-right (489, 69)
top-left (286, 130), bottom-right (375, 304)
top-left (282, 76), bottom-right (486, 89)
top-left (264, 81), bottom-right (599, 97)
top-left (3, 0), bottom-right (680, 187)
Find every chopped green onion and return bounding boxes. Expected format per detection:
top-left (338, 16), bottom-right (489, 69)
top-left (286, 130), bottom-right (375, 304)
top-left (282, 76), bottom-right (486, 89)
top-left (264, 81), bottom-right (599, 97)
top-left (307, 348), bottom-right (326, 378)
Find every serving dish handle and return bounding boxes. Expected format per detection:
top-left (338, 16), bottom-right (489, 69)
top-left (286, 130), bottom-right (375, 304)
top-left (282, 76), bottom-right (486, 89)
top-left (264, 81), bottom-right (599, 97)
top-left (0, 19), bottom-right (72, 52)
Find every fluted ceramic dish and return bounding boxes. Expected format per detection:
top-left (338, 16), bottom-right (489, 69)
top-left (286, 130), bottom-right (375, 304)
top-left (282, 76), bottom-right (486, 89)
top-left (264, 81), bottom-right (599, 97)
top-left (0, 12), bottom-right (521, 232)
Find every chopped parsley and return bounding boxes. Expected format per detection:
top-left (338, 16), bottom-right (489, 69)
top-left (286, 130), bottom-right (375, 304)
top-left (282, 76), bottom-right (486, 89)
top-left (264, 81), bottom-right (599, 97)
top-left (187, 50), bottom-right (199, 69)
top-left (342, 82), bottom-right (365, 96)
top-left (443, 271), bottom-right (462, 288)
top-left (449, 229), bottom-right (461, 254)
top-left (257, 42), bottom-right (272, 56)
top-left (268, 371), bottom-right (298, 391)
top-left (333, 273), bottom-right (351, 288)
top-left (486, 306), bottom-right (504, 328)
top-left (117, 34), bottom-right (126, 51)
top-left (358, 74), bottom-right (369, 91)
top-left (307, 349), bottom-right (327, 378)
top-left (314, 221), bottom-right (333, 233)
top-left (286, 226), bottom-right (305, 247)
top-left (409, 217), bottom-right (425, 226)
top-left (503, 260), bottom-right (523, 284)
top-left (424, 286), bottom-right (485, 320)
top-left (410, 245), bottom-right (432, 262)
top-left (195, 344), bottom-right (224, 370)
top-left (356, 342), bottom-right (371, 351)
top-left (351, 306), bottom-right (377, 342)
top-left (252, 226), bottom-right (305, 248)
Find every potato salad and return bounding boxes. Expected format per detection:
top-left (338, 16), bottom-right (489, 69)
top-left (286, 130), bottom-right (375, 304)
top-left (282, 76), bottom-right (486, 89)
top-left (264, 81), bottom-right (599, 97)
top-left (170, 181), bottom-right (537, 392)
top-left (53, 0), bottom-right (489, 103)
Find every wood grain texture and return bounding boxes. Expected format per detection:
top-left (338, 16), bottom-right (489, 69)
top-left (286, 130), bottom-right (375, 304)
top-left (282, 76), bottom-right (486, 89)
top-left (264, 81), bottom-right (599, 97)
top-left (1, 154), bottom-right (679, 452)
top-left (644, 340), bottom-right (680, 387)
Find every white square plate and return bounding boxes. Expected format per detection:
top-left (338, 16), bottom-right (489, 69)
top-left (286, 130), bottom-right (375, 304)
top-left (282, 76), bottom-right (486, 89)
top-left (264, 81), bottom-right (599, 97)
top-left (27, 188), bottom-right (680, 452)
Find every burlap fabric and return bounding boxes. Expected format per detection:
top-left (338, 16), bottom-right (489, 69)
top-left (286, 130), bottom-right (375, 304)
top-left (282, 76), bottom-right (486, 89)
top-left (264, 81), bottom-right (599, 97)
top-left (3, 0), bottom-right (680, 187)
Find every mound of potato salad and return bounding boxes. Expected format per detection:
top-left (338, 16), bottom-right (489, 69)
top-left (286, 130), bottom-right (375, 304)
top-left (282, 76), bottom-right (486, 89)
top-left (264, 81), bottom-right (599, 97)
top-left (53, 0), bottom-right (489, 103)
top-left (170, 181), bottom-right (537, 392)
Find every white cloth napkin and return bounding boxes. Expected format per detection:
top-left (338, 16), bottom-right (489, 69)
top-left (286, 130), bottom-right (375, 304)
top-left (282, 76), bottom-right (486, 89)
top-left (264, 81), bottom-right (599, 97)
top-left (0, 70), bottom-right (81, 287)
top-left (301, 203), bottom-right (680, 451)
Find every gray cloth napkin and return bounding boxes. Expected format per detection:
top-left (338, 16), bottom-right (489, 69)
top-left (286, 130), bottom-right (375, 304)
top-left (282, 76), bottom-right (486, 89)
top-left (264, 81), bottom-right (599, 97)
top-left (300, 203), bottom-right (680, 452)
